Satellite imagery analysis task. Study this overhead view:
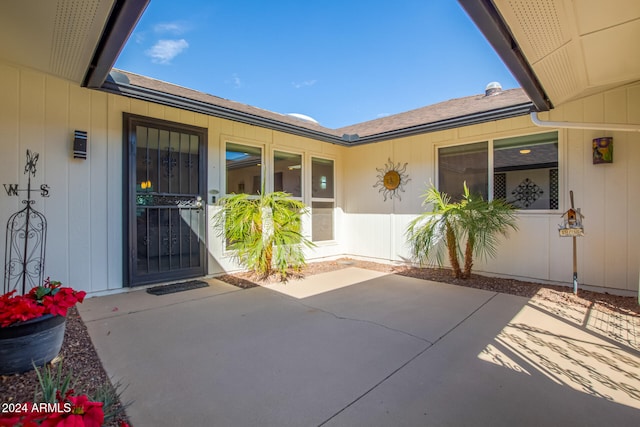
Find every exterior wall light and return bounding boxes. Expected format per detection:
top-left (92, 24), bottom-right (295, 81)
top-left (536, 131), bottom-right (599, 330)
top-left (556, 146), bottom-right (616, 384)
top-left (73, 130), bottom-right (87, 159)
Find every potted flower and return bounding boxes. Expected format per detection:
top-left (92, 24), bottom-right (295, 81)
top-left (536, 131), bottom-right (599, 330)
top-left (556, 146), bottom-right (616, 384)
top-left (0, 278), bottom-right (86, 374)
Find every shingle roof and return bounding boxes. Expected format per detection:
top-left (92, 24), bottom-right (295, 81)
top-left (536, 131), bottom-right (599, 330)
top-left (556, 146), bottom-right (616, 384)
top-left (335, 89), bottom-right (531, 137)
top-left (109, 69), bottom-right (533, 142)
top-left (113, 70), bottom-right (337, 135)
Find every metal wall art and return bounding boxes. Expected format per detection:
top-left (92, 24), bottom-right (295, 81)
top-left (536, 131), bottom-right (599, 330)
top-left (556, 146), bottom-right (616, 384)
top-left (593, 137), bottom-right (613, 164)
top-left (3, 150), bottom-right (50, 295)
top-left (373, 158), bottom-right (411, 201)
top-left (511, 178), bottom-right (544, 208)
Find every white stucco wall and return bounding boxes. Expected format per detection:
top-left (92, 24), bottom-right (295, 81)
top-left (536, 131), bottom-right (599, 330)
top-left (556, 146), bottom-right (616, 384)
top-left (342, 82), bottom-right (640, 295)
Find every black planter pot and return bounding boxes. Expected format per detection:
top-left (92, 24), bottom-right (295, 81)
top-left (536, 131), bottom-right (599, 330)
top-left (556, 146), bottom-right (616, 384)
top-left (0, 314), bottom-right (66, 374)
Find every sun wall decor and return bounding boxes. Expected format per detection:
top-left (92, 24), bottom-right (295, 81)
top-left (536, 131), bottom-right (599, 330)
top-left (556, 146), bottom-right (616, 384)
top-left (373, 158), bottom-right (411, 201)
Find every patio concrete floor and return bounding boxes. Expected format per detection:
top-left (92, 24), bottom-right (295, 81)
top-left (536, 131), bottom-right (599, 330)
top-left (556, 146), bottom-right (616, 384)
top-left (78, 267), bottom-right (640, 426)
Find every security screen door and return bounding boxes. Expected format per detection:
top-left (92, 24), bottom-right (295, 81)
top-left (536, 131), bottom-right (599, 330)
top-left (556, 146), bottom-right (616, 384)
top-left (124, 114), bottom-right (207, 286)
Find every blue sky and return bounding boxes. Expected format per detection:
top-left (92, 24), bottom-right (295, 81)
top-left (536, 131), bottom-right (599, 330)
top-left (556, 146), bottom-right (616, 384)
top-left (115, 1), bottom-right (518, 129)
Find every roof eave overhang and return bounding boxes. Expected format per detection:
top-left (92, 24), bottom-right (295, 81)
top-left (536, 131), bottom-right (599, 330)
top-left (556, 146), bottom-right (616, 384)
top-left (100, 79), bottom-right (534, 146)
top-left (457, 0), bottom-right (552, 112)
top-left (101, 79), bottom-right (344, 144)
top-left (352, 102), bottom-right (535, 145)
top-left (82, 0), bottom-right (149, 88)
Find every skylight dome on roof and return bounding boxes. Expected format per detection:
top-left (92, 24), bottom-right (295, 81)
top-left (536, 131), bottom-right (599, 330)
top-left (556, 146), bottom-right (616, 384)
top-left (287, 113), bottom-right (319, 124)
top-left (485, 81), bottom-right (502, 96)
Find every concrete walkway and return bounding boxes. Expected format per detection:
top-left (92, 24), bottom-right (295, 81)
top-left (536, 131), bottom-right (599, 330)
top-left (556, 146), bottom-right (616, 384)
top-left (78, 268), bottom-right (640, 426)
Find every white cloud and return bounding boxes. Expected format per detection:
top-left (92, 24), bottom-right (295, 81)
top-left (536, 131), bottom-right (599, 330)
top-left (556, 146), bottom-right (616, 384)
top-left (154, 22), bottom-right (188, 35)
top-left (134, 32), bottom-right (146, 44)
top-left (145, 39), bottom-right (189, 64)
top-left (292, 79), bottom-right (317, 89)
top-left (377, 113), bottom-right (390, 118)
top-left (229, 73), bottom-right (243, 88)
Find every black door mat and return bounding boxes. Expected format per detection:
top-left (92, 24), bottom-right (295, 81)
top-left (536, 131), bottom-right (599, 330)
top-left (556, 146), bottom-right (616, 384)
top-left (147, 280), bottom-right (209, 296)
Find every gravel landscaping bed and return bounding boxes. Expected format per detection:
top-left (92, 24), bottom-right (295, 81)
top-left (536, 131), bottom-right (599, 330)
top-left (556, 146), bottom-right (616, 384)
top-left (3, 258), bottom-right (637, 426)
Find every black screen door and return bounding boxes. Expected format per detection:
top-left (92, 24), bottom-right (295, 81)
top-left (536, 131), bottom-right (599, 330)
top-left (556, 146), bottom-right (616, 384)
top-left (124, 114), bottom-right (207, 286)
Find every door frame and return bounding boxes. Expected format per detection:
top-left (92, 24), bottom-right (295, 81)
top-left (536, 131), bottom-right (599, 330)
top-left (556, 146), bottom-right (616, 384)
top-left (122, 113), bottom-right (208, 287)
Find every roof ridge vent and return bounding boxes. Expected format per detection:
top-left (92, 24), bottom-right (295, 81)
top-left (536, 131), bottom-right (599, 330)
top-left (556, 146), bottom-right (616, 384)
top-left (485, 81), bottom-right (502, 96)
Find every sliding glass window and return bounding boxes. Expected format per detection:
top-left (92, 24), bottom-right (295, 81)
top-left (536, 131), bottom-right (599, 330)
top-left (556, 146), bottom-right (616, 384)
top-left (273, 151), bottom-right (302, 199)
top-left (494, 132), bottom-right (558, 209)
top-left (226, 142), bottom-right (262, 195)
top-left (437, 131), bottom-right (559, 210)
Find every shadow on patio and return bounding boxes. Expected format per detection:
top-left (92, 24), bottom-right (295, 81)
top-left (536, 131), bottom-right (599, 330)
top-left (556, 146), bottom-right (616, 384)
top-left (79, 268), bottom-right (640, 426)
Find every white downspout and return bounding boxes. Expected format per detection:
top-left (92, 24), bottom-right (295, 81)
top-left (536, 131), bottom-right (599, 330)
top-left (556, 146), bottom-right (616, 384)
top-left (530, 112), bottom-right (640, 132)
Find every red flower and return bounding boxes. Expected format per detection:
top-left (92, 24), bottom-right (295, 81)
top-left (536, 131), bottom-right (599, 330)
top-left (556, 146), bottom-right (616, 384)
top-left (1, 391), bottom-right (106, 427)
top-left (43, 288), bottom-right (84, 317)
top-left (42, 394), bottom-right (104, 427)
top-left (35, 391), bottom-right (105, 427)
top-left (0, 409), bottom-right (48, 426)
top-left (0, 278), bottom-right (85, 327)
top-left (67, 394), bottom-right (104, 427)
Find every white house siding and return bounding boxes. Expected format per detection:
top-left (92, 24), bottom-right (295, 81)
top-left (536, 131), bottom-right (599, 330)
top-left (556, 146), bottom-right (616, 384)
top-left (0, 63), bottom-right (118, 295)
top-left (0, 60), bottom-right (348, 295)
top-left (2, 59), bottom-right (637, 295)
top-left (342, 82), bottom-right (640, 295)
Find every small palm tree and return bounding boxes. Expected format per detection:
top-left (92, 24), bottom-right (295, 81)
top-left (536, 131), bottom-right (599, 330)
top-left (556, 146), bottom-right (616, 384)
top-left (405, 185), bottom-right (464, 277)
top-left (213, 191), bottom-right (315, 279)
top-left (406, 183), bottom-right (518, 279)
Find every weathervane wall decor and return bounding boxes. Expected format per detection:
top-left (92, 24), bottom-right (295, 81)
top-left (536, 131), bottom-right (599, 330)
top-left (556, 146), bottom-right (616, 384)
top-left (3, 149), bottom-right (51, 295)
top-left (373, 158), bottom-right (411, 201)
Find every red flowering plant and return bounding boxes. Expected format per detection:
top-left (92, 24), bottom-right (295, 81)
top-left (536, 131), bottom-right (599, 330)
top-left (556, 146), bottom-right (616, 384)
top-left (0, 278), bottom-right (86, 328)
top-left (0, 389), bottom-right (131, 427)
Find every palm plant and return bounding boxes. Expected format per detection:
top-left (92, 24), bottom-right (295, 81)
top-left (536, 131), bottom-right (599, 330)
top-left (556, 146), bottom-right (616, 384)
top-left (406, 183), bottom-right (518, 279)
top-left (213, 191), bottom-right (315, 279)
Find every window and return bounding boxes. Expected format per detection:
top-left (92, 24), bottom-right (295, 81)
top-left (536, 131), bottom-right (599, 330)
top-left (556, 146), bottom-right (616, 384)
top-left (494, 132), bottom-right (558, 209)
top-left (437, 131), bottom-right (558, 210)
top-left (226, 142), bottom-right (262, 195)
top-left (438, 141), bottom-right (488, 200)
top-left (273, 151), bottom-right (302, 198)
top-left (311, 157), bottom-right (334, 241)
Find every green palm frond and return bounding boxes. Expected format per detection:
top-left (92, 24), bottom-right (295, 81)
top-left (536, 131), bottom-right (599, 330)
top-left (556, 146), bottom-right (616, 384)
top-left (213, 191), bottom-right (315, 279)
top-left (406, 182), bottom-right (518, 278)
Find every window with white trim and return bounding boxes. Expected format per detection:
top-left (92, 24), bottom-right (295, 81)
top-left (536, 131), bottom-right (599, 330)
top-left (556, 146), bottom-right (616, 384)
top-left (311, 157), bottom-right (334, 241)
top-left (273, 151), bottom-right (302, 199)
top-left (226, 142), bottom-right (262, 195)
top-left (438, 141), bottom-right (488, 200)
top-left (438, 131), bottom-right (559, 210)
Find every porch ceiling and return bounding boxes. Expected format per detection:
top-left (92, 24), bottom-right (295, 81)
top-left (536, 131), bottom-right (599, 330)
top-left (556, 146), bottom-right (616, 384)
top-left (497, 0), bottom-right (640, 106)
top-left (0, 0), bottom-right (147, 87)
top-left (461, 0), bottom-right (640, 110)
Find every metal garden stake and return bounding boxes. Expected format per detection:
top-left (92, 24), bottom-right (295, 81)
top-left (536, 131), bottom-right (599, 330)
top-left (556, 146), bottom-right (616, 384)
top-left (558, 190), bottom-right (584, 294)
